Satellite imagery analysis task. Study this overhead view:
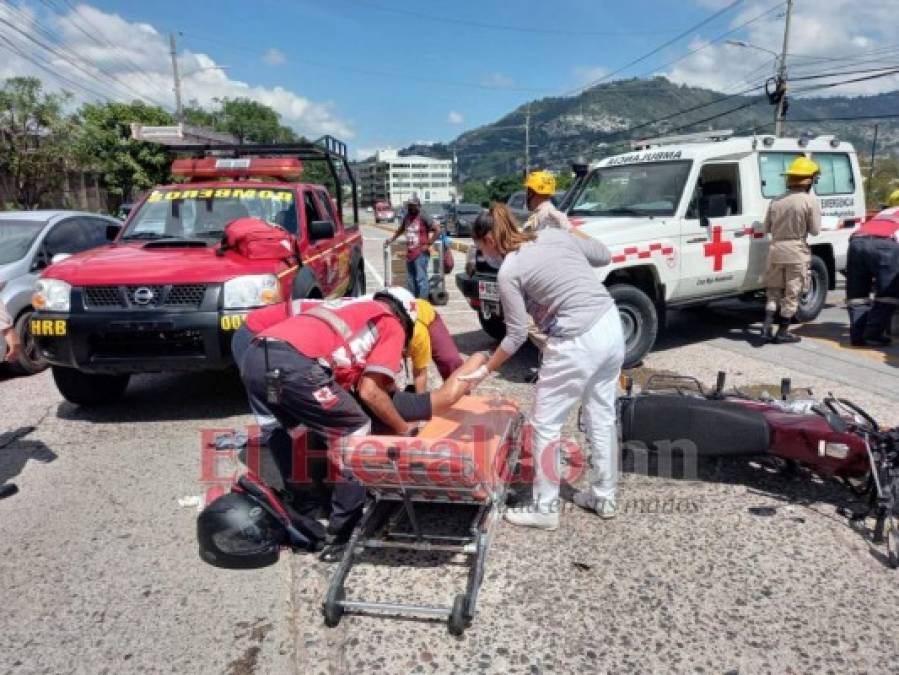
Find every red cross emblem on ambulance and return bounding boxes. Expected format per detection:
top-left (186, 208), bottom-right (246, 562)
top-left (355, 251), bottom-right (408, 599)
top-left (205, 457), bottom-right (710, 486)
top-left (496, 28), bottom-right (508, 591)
top-left (703, 225), bottom-right (733, 272)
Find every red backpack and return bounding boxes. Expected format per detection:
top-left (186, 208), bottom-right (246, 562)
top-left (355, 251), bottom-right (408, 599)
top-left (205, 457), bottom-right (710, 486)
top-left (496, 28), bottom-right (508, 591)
top-left (218, 217), bottom-right (295, 260)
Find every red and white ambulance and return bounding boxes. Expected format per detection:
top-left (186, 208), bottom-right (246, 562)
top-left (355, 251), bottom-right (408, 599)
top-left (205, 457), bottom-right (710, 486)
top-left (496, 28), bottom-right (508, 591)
top-left (457, 131), bottom-right (861, 367)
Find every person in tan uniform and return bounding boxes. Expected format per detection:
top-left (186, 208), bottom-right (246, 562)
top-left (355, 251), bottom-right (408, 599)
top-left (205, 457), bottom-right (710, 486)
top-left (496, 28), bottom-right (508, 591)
top-left (762, 157), bottom-right (822, 344)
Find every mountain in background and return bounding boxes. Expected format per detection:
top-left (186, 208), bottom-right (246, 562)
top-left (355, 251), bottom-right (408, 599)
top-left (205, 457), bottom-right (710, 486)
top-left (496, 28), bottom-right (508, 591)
top-left (401, 77), bottom-right (899, 181)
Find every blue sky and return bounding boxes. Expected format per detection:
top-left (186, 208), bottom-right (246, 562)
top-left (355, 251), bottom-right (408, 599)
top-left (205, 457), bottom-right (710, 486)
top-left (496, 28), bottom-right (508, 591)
top-left (2, 1), bottom-right (897, 157)
top-left (106, 0), bottom-right (716, 150)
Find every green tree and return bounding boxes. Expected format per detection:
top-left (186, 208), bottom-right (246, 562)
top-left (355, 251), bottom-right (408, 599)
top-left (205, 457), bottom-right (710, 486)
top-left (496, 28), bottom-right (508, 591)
top-left (75, 100), bottom-right (174, 213)
top-left (862, 156), bottom-right (899, 209)
top-left (488, 174), bottom-right (522, 203)
top-left (184, 98), bottom-right (337, 196)
top-left (0, 77), bottom-right (76, 209)
top-left (555, 170), bottom-right (574, 192)
top-left (462, 180), bottom-right (490, 206)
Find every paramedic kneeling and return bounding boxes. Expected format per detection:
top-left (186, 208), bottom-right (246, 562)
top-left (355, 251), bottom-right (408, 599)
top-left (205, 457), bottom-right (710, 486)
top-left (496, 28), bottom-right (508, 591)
top-left (462, 204), bottom-right (625, 529)
top-left (240, 292), bottom-right (416, 541)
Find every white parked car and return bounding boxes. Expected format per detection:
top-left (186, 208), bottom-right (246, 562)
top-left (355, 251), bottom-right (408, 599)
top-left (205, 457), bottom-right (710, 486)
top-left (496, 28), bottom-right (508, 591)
top-left (0, 211), bottom-right (121, 372)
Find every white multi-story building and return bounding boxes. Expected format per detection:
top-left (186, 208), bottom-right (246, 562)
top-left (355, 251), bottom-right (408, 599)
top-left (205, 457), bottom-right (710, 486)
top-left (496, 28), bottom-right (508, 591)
top-left (356, 149), bottom-right (454, 207)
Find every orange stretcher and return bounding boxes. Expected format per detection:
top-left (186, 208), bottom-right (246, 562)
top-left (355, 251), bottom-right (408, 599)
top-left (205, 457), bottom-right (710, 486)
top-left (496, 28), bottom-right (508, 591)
top-left (321, 394), bottom-right (523, 635)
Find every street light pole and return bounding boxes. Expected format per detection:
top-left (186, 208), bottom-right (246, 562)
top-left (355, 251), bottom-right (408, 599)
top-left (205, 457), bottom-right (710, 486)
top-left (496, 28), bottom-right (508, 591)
top-left (169, 33), bottom-right (183, 123)
top-left (524, 102), bottom-right (531, 176)
top-left (774, 0), bottom-right (794, 137)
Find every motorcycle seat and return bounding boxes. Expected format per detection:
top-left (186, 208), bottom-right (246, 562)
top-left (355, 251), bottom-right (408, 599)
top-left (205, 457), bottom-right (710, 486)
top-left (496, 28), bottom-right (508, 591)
top-left (620, 394), bottom-right (771, 457)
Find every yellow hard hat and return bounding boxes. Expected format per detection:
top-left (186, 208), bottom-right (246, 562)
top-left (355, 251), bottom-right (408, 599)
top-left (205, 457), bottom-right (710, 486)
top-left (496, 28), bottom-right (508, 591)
top-left (888, 189), bottom-right (899, 207)
top-left (525, 170), bottom-right (556, 195)
top-left (783, 156), bottom-right (819, 178)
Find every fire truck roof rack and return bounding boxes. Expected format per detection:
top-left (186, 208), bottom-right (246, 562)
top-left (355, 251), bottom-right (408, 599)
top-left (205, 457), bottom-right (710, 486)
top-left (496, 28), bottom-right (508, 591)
top-left (162, 136), bottom-right (357, 224)
top-left (631, 129), bottom-right (734, 150)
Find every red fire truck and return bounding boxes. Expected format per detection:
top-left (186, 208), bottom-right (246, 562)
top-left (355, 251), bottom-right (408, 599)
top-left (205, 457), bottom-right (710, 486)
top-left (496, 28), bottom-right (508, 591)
top-left (31, 137), bottom-right (365, 405)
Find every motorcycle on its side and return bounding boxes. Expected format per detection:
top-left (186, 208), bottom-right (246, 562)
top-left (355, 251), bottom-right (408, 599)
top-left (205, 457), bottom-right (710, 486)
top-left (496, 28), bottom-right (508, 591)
top-left (618, 372), bottom-right (899, 567)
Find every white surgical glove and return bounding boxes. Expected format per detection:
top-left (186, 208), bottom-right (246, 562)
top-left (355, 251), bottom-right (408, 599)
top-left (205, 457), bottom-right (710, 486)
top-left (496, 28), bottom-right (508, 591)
top-left (457, 364), bottom-right (490, 388)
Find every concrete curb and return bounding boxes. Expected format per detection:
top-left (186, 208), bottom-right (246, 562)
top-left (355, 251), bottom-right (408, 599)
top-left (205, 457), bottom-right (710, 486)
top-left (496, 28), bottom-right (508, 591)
top-left (367, 222), bottom-right (472, 254)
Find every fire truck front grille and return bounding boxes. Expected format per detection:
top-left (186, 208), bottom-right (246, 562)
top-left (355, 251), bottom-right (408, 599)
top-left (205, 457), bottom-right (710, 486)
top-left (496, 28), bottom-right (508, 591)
top-left (82, 285), bottom-right (208, 310)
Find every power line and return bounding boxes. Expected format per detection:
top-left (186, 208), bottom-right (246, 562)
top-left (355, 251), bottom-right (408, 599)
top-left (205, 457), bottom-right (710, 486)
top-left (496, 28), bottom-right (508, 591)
top-left (43, 0), bottom-right (165, 99)
top-left (790, 64), bottom-right (899, 83)
top-left (0, 34), bottom-right (114, 102)
top-left (179, 32), bottom-right (547, 92)
top-left (631, 0), bottom-right (785, 81)
top-left (563, 0), bottom-right (747, 96)
top-left (0, 7), bottom-right (171, 109)
top-left (329, 0), bottom-right (684, 36)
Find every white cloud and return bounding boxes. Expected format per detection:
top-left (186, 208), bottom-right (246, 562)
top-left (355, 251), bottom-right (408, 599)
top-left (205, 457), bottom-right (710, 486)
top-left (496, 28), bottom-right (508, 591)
top-left (663, 1), bottom-right (899, 97)
top-left (0, 3), bottom-right (352, 138)
top-left (262, 48), bottom-right (286, 66)
top-left (481, 72), bottom-right (514, 88)
top-left (448, 110), bottom-right (464, 125)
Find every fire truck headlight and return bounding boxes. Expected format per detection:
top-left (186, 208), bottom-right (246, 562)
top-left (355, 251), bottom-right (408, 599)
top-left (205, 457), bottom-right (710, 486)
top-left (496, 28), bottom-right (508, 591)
top-left (33, 279), bottom-right (71, 312)
top-left (223, 274), bottom-right (282, 309)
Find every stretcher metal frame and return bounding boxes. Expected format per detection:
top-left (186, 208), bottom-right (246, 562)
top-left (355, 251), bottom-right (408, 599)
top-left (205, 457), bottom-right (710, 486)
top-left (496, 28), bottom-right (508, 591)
top-left (322, 410), bottom-right (524, 635)
top-left (382, 239), bottom-right (450, 305)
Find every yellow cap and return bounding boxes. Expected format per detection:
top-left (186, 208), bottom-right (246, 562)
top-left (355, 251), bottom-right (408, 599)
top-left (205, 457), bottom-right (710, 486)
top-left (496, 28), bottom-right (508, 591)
top-left (525, 170), bottom-right (556, 195)
top-left (783, 156), bottom-right (819, 178)
top-left (888, 189), bottom-right (899, 208)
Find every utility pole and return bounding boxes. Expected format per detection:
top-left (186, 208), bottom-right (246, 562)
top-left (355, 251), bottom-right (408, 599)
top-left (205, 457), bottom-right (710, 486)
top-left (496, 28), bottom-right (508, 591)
top-left (169, 33), bottom-right (183, 123)
top-left (524, 102), bottom-right (531, 175)
top-left (774, 0), bottom-right (793, 137)
top-left (868, 123), bottom-right (879, 205)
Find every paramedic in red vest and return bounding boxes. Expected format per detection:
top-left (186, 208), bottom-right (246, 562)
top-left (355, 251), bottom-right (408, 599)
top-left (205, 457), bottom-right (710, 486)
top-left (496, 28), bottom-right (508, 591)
top-left (239, 292), bottom-right (417, 541)
top-left (846, 192), bottom-right (899, 347)
top-left (238, 293), bottom-right (476, 541)
top-left (384, 195), bottom-right (438, 299)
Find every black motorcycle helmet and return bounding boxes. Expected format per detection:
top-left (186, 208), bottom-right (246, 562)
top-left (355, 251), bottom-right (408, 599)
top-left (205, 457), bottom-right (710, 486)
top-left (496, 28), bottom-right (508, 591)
top-left (197, 491), bottom-right (286, 569)
top-left (373, 291), bottom-right (414, 347)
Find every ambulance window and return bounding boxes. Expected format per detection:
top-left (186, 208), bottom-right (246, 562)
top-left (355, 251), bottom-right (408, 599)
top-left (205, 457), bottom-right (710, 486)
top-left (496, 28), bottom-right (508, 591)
top-left (812, 153), bottom-right (854, 196)
top-left (759, 152), bottom-right (802, 198)
top-left (687, 163), bottom-right (742, 218)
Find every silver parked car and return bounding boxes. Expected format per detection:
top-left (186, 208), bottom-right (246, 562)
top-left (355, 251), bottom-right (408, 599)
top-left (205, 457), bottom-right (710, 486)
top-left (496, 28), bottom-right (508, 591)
top-left (0, 211), bottom-right (121, 373)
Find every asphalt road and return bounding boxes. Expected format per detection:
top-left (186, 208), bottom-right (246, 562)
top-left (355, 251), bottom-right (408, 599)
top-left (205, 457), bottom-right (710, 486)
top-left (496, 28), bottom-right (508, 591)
top-left (2, 224), bottom-right (898, 674)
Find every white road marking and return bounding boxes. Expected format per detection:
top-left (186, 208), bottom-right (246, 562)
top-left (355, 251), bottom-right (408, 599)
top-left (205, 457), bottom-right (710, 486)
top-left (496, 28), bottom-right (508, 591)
top-left (365, 258), bottom-right (384, 287)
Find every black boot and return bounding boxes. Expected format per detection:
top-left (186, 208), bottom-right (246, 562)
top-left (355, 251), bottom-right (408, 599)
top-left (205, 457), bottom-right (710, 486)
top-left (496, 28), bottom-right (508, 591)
top-left (774, 318), bottom-right (801, 344)
top-left (762, 310), bottom-right (776, 342)
top-left (0, 483), bottom-right (18, 499)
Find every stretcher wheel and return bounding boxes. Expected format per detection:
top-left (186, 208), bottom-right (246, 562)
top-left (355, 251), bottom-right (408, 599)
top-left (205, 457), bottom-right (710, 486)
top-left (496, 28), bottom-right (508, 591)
top-left (448, 594), bottom-right (470, 636)
top-left (323, 587), bottom-right (345, 627)
top-left (430, 289), bottom-right (449, 306)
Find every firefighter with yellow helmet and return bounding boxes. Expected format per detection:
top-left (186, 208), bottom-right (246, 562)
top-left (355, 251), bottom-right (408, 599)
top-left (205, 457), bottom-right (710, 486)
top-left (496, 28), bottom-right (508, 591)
top-left (524, 170), bottom-right (571, 231)
top-left (761, 156), bottom-right (822, 343)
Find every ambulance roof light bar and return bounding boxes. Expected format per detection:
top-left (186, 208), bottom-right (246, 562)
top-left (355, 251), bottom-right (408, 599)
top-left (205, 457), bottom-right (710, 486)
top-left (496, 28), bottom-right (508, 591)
top-left (631, 129), bottom-right (734, 150)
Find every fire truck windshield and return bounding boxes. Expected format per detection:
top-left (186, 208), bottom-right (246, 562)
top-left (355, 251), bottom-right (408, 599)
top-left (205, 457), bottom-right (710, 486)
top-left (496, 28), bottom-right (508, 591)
top-left (123, 188), bottom-right (297, 241)
top-left (569, 160), bottom-right (692, 218)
